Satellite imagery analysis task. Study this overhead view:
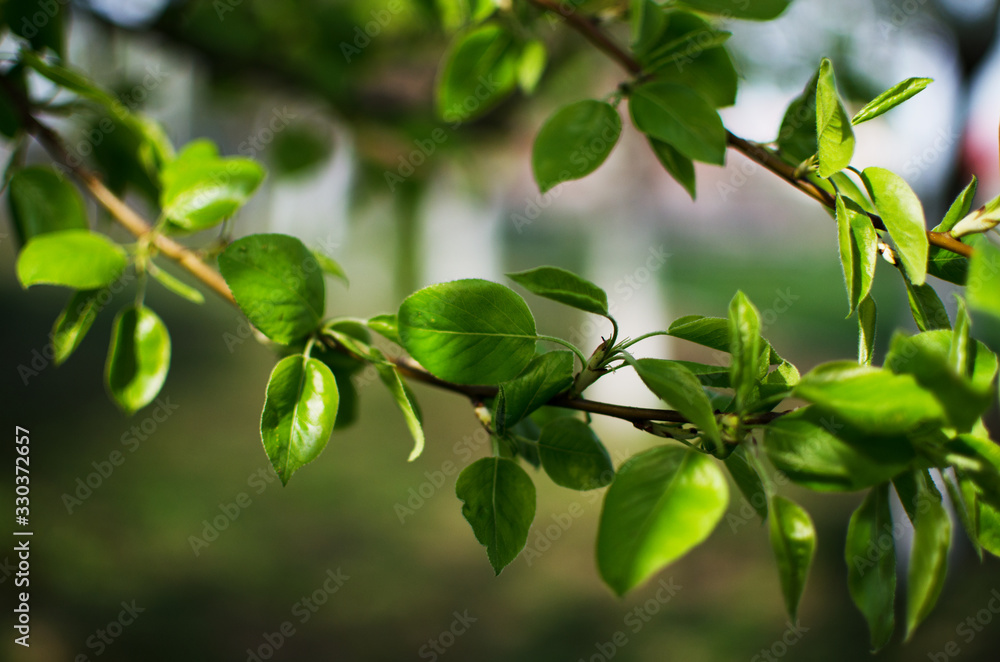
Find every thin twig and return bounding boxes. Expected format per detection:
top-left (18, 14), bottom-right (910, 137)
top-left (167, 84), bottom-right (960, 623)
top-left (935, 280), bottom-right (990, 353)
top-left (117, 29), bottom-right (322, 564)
top-left (2, 74), bottom-right (767, 432)
top-left (529, 1), bottom-right (975, 261)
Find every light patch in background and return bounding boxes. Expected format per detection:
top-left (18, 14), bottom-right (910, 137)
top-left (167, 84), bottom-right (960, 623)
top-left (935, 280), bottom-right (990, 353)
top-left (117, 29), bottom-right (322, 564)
top-left (87, 0), bottom-right (171, 27)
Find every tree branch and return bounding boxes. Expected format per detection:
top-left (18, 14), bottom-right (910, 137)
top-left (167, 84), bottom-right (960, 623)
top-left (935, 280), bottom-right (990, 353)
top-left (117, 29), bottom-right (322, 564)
top-left (530, 1), bottom-right (975, 261)
top-left (3, 73), bottom-right (772, 435)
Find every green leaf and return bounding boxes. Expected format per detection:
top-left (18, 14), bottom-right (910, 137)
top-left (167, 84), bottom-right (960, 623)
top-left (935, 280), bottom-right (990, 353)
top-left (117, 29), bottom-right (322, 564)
top-left (597, 446), bottom-right (728, 595)
top-left (17, 230), bottom-right (127, 289)
top-left (858, 295), bottom-right (877, 366)
top-left (884, 331), bottom-right (994, 433)
top-left (260, 354), bottom-right (339, 485)
top-left (777, 71), bottom-right (819, 163)
top-left (960, 474), bottom-right (1000, 558)
top-left (967, 240), bottom-right (1000, 320)
top-left (629, 82), bottom-right (726, 165)
top-left (946, 473), bottom-right (983, 560)
top-left (456, 457), bottom-right (536, 574)
top-left (516, 39), bottom-right (547, 94)
top-left (793, 361), bottom-right (944, 434)
top-left (648, 138), bottom-right (696, 199)
top-left (949, 436), bottom-right (1000, 511)
top-left (950, 297), bottom-right (971, 373)
top-left (311, 250), bottom-right (349, 286)
top-left (397, 279), bottom-right (537, 384)
top-left (161, 139), bottom-right (266, 231)
top-left (675, 0), bottom-right (792, 20)
top-left (765, 407), bottom-right (916, 492)
top-left (845, 484), bottom-right (897, 651)
top-left (9, 2), bottom-right (65, 55)
top-left (668, 360), bottom-right (731, 388)
top-left (852, 77), bottom-right (933, 125)
top-left (815, 58), bottom-right (856, 177)
top-left (904, 280), bottom-right (949, 332)
top-left (725, 445), bottom-right (768, 521)
top-left (905, 497), bottom-right (951, 640)
top-left (7, 166), bottom-right (87, 243)
top-left (927, 183), bottom-right (975, 283)
top-left (507, 265), bottom-right (609, 316)
top-left (367, 313), bottom-right (401, 345)
top-left (667, 314), bottom-right (783, 365)
top-left (769, 495), bottom-right (816, 622)
top-left (631, 358), bottom-right (721, 448)
top-left (218, 233), bottom-right (325, 344)
top-left (861, 167), bottom-right (929, 285)
top-left (538, 418), bottom-right (614, 490)
top-left (639, 12), bottom-right (737, 108)
top-left (631, 0), bottom-right (668, 57)
top-left (52, 290), bottom-right (101, 366)
top-left (933, 176), bottom-right (978, 233)
top-left (371, 348), bottom-right (424, 461)
top-left (835, 195), bottom-right (877, 314)
top-left (531, 101), bottom-right (621, 193)
top-left (148, 264), bottom-right (205, 305)
top-left (728, 291), bottom-right (763, 414)
top-left (499, 351), bottom-right (574, 428)
top-left (106, 305), bottom-right (171, 415)
top-left (437, 24), bottom-right (520, 123)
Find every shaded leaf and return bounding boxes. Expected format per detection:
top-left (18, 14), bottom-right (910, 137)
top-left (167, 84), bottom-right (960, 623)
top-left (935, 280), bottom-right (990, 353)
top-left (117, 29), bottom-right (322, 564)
top-left (106, 305), bottom-right (171, 415)
top-left (538, 418), bottom-right (614, 490)
top-left (845, 484), bottom-right (897, 651)
top-left (507, 265), bottom-right (609, 316)
top-left (769, 495), bottom-right (816, 622)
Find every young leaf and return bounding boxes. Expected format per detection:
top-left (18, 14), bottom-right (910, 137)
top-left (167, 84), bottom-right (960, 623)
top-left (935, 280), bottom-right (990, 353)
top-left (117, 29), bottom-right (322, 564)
top-left (218, 233), bottom-right (325, 344)
top-left (311, 250), bottom-right (349, 286)
top-left (367, 313), bottom-right (401, 345)
top-left (531, 100), bottom-right (621, 193)
top-left (631, 358), bottom-right (722, 449)
top-left (728, 291), bottom-right (762, 414)
top-left (538, 418), bottom-right (614, 490)
top-left (852, 77), bottom-right (933, 125)
top-left (631, 0), bottom-right (668, 57)
top-left (769, 495), bottom-right (816, 622)
top-left (793, 361), bottom-right (944, 434)
top-left (17, 230), bottom-right (127, 290)
top-left (507, 265), bottom-right (609, 316)
top-left (950, 297), bottom-right (971, 373)
top-left (765, 407), bottom-right (916, 492)
top-left (106, 305), bottom-right (171, 415)
top-left (724, 445), bottom-right (768, 522)
top-left (371, 348), bottom-right (424, 461)
top-left (884, 331), bottom-right (994, 433)
top-left (815, 58), bottom-right (856, 177)
top-left (397, 279), bottom-right (537, 384)
top-left (835, 195), bottom-right (878, 314)
top-left (966, 240), bottom-right (1000, 320)
top-left (52, 290), bottom-right (101, 366)
top-left (456, 457), bottom-right (536, 574)
top-left (905, 497), bottom-right (951, 640)
top-left (260, 354), bottom-right (339, 485)
top-left (640, 11), bottom-right (738, 108)
top-left (516, 39), bottom-right (546, 94)
top-left (933, 176), bottom-right (978, 233)
top-left (499, 351), bottom-right (574, 428)
top-left (667, 315), bottom-right (783, 365)
top-left (861, 167), bottom-right (929, 285)
top-left (148, 264), bottom-right (205, 305)
top-left (675, 0), bottom-right (792, 20)
top-left (845, 484), bottom-right (897, 651)
top-left (903, 280), bottom-right (949, 332)
top-left (858, 295), bottom-right (877, 366)
top-left (777, 71), bottom-right (819, 163)
top-left (8, 166), bottom-right (88, 243)
top-left (597, 446), bottom-right (728, 595)
top-left (437, 24), bottom-right (519, 124)
top-left (946, 473), bottom-right (983, 560)
top-left (161, 140), bottom-right (265, 231)
top-left (960, 474), bottom-right (1000, 558)
top-left (648, 138), bottom-right (696, 199)
top-left (629, 82), bottom-right (727, 165)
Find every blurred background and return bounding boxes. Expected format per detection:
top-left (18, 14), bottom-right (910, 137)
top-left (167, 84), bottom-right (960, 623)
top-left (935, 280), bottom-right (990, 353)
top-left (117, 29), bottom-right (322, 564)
top-left (4, 0), bottom-right (1000, 659)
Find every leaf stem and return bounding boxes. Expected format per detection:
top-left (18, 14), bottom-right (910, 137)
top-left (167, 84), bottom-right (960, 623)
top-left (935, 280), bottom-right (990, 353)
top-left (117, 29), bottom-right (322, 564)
top-left (535, 334), bottom-right (588, 366)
